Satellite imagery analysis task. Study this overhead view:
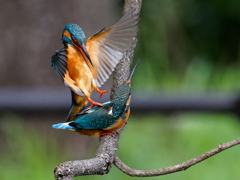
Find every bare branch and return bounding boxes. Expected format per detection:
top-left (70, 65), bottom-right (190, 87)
top-left (113, 137), bottom-right (240, 177)
top-left (54, 127), bottom-right (126, 179)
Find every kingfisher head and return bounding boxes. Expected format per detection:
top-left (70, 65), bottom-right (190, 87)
top-left (62, 24), bottom-right (86, 46)
top-left (112, 60), bottom-right (139, 118)
top-left (114, 60), bottom-right (139, 97)
top-left (62, 24), bottom-right (93, 66)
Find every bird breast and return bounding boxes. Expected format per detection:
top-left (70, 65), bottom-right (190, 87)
top-left (66, 45), bottom-right (93, 91)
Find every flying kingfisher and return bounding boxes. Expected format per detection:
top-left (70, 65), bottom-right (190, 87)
top-left (51, 10), bottom-right (139, 121)
top-left (52, 60), bottom-right (139, 137)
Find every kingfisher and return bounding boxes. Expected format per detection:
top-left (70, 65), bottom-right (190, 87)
top-left (52, 60), bottom-right (139, 137)
top-left (51, 10), bottom-right (139, 121)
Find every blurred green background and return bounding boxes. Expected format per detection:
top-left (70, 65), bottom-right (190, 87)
top-left (1, 113), bottom-right (240, 180)
top-left (1, 0), bottom-right (240, 179)
top-left (133, 0), bottom-right (240, 94)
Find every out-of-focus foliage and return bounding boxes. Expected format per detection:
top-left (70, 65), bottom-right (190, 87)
top-left (0, 114), bottom-right (68, 180)
top-left (79, 113), bottom-right (240, 180)
top-left (133, 0), bottom-right (240, 93)
top-left (1, 114), bottom-right (240, 180)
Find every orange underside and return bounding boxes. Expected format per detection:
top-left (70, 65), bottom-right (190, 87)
top-left (77, 129), bottom-right (118, 137)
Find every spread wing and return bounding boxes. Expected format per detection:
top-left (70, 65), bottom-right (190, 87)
top-left (86, 10), bottom-right (139, 87)
top-left (51, 49), bottom-right (85, 97)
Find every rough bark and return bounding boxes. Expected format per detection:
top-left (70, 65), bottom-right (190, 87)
top-left (54, 129), bottom-right (124, 179)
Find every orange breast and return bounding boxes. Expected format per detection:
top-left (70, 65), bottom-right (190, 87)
top-left (105, 109), bottom-right (131, 132)
top-left (66, 45), bottom-right (93, 95)
top-left (77, 129), bottom-right (104, 136)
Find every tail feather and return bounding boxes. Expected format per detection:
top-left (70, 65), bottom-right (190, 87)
top-left (52, 122), bottom-right (79, 131)
top-left (66, 90), bottom-right (85, 122)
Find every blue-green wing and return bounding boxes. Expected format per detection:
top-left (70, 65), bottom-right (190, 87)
top-left (73, 101), bottom-right (112, 117)
top-left (69, 103), bottom-right (116, 130)
top-left (51, 48), bottom-right (68, 82)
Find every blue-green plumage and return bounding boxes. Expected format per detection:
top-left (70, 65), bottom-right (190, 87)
top-left (62, 23), bottom-right (93, 66)
top-left (63, 24), bottom-right (86, 45)
top-left (52, 122), bottom-right (79, 131)
top-left (70, 102), bottom-right (114, 130)
top-left (113, 83), bottom-right (131, 118)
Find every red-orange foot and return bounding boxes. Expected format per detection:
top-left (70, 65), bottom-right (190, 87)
top-left (99, 132), bottom-right (115, 137)
top-left (88, 98), bottom-right (103, 108)
top-left (96, 89), bottom-right (108, 98)
top-left (89, 104), bottom-right (94, 109)
top-left (115, 130), bottom-right (119, 134)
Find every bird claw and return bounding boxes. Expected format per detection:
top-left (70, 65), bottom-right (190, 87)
top-left (99, 132), bottom-right (115, 137)
top-left (96, 89), bottom-right (108, 98)
top-left (88, 98), bottom-right (103, 108)
top-left (99, 130), bottom-right (119, 137)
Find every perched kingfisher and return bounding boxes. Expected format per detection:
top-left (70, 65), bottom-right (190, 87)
top-left (52, 61), bottom-right (139, 137)
top-left (51, 10), bottom-right (139, 121)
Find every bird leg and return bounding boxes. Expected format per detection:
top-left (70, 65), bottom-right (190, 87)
top-left (99, 132), bottom-right (115, 137)
top-left (99, 130), bottom-right (119, 137)
top-left (88, 98), bottom-right (103, 107)
top-left (95, 88), bottom-right (108, 98)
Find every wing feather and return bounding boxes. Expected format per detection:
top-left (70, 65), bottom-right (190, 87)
top-left (51, 48), bottom-right (85, 97)
top-left (51, 49), bottom-right (68, 82)
top-left (86, 9), bottom-right (139, 87)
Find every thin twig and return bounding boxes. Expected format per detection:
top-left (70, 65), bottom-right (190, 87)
top-left (113, 137), bottom-right (240, 177)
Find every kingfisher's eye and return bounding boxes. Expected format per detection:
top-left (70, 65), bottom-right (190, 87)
top-left (71, 34), bottom-right (77, 42)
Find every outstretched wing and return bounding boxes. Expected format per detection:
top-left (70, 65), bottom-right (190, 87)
top-left (86, 10), bottom-right (139, 87)
top-left (51, 49), bottom-right (85, 97)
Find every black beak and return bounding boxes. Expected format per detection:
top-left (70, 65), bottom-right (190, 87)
top-left (81, 43), bottom-right (94, 66)
top-left (126, 60), bottom-right (139, 83)
top-left (75, 43), bottom-right (94, 67)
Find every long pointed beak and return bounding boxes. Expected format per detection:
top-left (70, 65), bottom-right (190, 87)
top-left (74, 42), bottom-right (94, 67)
top-left (81, 43), bottom-right (94, 66)
top-left (126, 60), bottom-right (140, 83)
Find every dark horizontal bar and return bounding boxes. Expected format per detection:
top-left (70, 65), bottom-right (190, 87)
top-left (0, 88), bottom-right (239, 114)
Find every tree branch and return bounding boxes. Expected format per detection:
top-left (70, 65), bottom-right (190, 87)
top-left (54, 127), bottom-right (124, 180)
top-left (113, 137), bottom-right (240, 177)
